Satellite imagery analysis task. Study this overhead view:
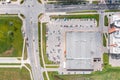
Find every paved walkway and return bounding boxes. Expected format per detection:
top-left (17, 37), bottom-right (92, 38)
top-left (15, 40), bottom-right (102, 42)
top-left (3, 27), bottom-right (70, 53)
top-left (45, 64), bottom-right (59, 66)
top-left (103, 27), bottom-right (108, 33)
top-left (0, 58), bottom-right (21, 63)
top-left (46, 68), bottom-right (59, 71)
top-left (103, 47), bottom-right (108, 53)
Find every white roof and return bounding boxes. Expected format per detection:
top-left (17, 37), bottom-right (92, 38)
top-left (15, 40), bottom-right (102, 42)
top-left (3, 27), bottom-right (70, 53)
top-left (111, 31), bottom-right (120, 53)
top-left (114, 20), bottom-right (120, 28)
top-left (6, 0), bottom-right (11, 2)
top-left (113, 15), bottom-right (120, 21)
top-left (112, 15), bottom-right (120, 27)
top-left (110, 15), bottom-right (120, 54)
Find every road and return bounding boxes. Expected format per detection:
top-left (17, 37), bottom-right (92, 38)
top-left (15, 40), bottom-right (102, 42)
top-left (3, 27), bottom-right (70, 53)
top-left (45, 4), bottom-right (120, 12)
top-left (0, 1), bottom-right (44, 80)
top-left (27, 2), bottom-right (120, 80)
top-left (21, 0), bottom-right (44, 80)
top-left (0, 1), bottom-right (120, 80)
top-left (45, 68), bottom-right (59, 71)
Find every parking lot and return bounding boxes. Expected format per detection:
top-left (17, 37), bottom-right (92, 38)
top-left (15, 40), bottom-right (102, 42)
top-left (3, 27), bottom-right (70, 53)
top-left (46, 18), bottom-right (99, 64)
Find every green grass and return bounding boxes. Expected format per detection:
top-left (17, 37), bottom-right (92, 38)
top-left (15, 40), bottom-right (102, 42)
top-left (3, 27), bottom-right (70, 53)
top-left (92, 1), bottom-right (99, 4)
top-left (61, 68), bottom-right (120, 80)
top-left (104, 15), bottom-right (108, 26)
top-left (38, 13), bottom-right (43, 19)
top-left (103, 53), bottom-right (110, 69)
top-left (43, 72), bottom-right (48, 80)
top-left (20, 14), bottom-right (25, 19)
top-left (0, 15), bottom-right (23, 57)
top-left (103, 34), bottom-right (106, 47)
top-left (103, 53), bottom-right (109, 64)
top-left (37, 0), bottom-right (41, 3)
top-left (46, 66), bottom-right (59, 68)
top-left (0, 67), bottom-right (31, 80)
top-left (47, 1), bottom-right (88, 5)
top-left (20, 0), bottom-right (24, 4)
top-left (11, 0), bottom-right (17, 1)
top-left (0, 63), bottom-right (21, 65)
top-left (50, 14), bottom-right (99, 26)
top-left (38, 22), bottom-right (44, 67)
top-left (25, 64), bottom-right (31, 70)
top-left (48, 72), bottom-right (60, 80)
top-left (105, 10), bottom-right (120, 12)
top-left (50, 14), bottom-right (99, 21)
top-left (42, 23), bottom-right (53, 64)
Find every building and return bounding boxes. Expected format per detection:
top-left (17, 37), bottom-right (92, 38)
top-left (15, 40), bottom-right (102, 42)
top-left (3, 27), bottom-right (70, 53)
top-left (6, 0), bottom-right (11, 3)
top-left (64, 31), bottom-right (102, 74)
top-left (109, 14), bottom-right (120, 66)
top-left (109, 14), bottom-right (120, 54)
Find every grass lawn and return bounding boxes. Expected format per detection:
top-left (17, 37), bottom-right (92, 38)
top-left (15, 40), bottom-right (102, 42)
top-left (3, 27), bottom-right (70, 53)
top-left (38, 22), bottom-right (54, 67)
top-left (38, 13), bottom-right (43, 18)
top-left (20, 14), bottom-right (25, 19)
top-left (20, 0), bottom-right (24, 4)
top-left (48, 72), bottom-right (59, 80)
top-left (50, 14), bottom-right (99, 26)
top-left (105, 10), bottom-right (120, 12)
top-left (0, 63), bottom-right (21, 65)
top-left (92, 1), bottom-right (99, 4)
top-left (43, 72), bottom-right (48, 80)
top-left (11, 0), bottom-right (17, 1)
top-left (103, 53), bottom-right (109, 65)
top-left (0, 67), bottom-right (31, 80)
top-left (59, 67), bottom-right (120, 80)
top-left (44, 67), bottom-right (120, 80)
top-left (46, 66), bottom-right (59, 68)
top-left (37, 0), bottom-right (41, 3)
top-left (0, 15), bottom-right (23, 57)
top-left (38, 22), bottom-right (44, 67)
top-left (103, 34), bottom-right (106, 47)
top-left (104, 15), bottom-right (108, 26)
top-left (103, 53), bottom-right (111, 69)
top-left (47, 1), bottom-right (88, 5)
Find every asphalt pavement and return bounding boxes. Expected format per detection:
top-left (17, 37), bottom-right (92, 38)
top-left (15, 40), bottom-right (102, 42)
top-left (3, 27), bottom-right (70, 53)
top-left (0, 1), bottom-right (119, 80)
top-left (45, 4), bottom-right (120, 12)
top-left (0, 1), bottom-right (44, 80)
